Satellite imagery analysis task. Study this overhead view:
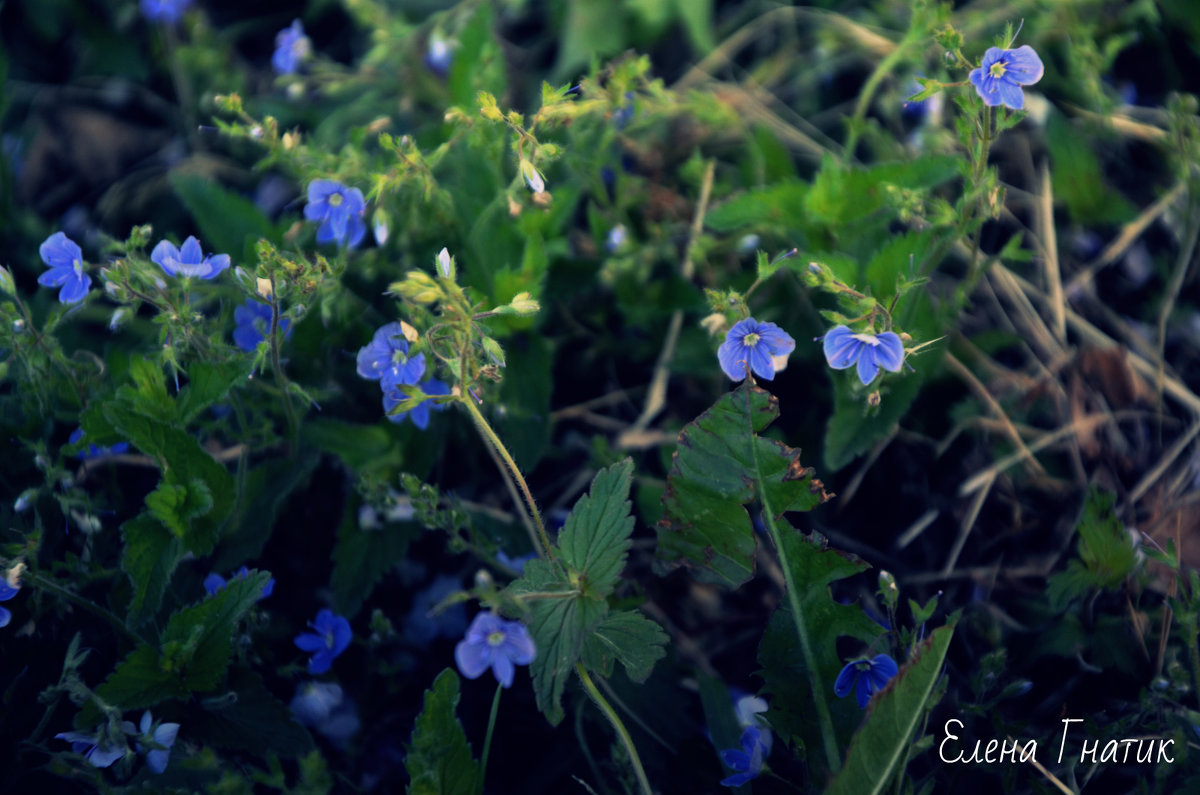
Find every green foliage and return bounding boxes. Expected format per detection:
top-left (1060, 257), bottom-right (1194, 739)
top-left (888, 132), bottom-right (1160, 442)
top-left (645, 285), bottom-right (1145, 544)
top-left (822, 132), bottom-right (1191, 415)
top-left (825, 624), bottom-right (956, 795)
top-left (85, 572), bottom-right (270, 722)
top-left (405, 669), bottom-right (481, 795)
top-left (1047, 488), bottom-right (1139, 607)
top-left (1046, 113), bottom-right (1136, 225)
top-left (704, 180), bottom-right (809, 233)
top-left (171, 173), bottom-right (282, 263)
top-left (757, 530), bottom-right (884, 776)
top-left (121, 513), bottom-right (183, 629)
top-left (192, 668), bottom-right (314, 756)
top-left (506, 459), bottom-right (666, 725)
top-left (331, 501), bottom-right (418, 619)
top-left (656, 381), bottom-right (830, 588)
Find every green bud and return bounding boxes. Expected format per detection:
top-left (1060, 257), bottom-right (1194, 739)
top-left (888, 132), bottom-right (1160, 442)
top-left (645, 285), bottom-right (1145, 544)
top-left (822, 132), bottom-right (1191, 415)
top-left (0, 266), bottom-right (14, 296)
top-left (480, 336), bottom-right (506, 368)
top-left (389, 271), bottom-right (443, 304)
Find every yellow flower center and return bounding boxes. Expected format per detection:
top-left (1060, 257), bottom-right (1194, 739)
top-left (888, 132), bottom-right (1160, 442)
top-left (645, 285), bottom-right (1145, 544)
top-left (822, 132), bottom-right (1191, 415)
top-left (743, 332), bottom-right (761, 347)
top-left (989, 61), bottom-right (1007, 79)
top-left (487, 630), bottom-right (506, 647)
top-left (329, 193), bottom-right (343, 207)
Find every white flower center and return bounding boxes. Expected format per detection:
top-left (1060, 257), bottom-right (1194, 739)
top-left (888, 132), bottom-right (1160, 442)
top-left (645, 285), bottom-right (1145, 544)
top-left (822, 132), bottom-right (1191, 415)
top-left (850, 333), bottom-right (880, 346)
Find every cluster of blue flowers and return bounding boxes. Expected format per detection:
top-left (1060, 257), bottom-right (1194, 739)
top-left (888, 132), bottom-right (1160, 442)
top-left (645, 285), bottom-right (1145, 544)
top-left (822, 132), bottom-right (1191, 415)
top-left (356, 322), bottom-right (449, 429)
top-left (56, 710), bottom-right (179, 774)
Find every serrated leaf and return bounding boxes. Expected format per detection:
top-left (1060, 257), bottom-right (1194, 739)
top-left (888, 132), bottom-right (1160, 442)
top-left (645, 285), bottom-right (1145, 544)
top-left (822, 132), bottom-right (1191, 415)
top-left (704, 180), bottom-right (809, 233)
top-left (121, 356), bottom-right (174, 419)
top-left (192, 667), bottom-right (313, 756)
top-left (805, 154), bottom-right (958, 226)
top-left (103, 403), bottom-right (234, 555)
top-left (405, 669), bottom-right (481, 795)
top-left (90, 573), bottom-right (270, 720)
top-left (580, 609), bottom-right (667, 682)
top-left (558, 458), bottom-right (635, 599)
top-left (145, 479), bottom-right (213, 540)
top-left (825, 624), bottom-right (956, 795)
top-left (1047, 488), bottom-right (1137, 607)
top-left (177, 360), bottom-right (247, 425)
top-left (656, 382), bottom-right (830, 587)
top-left (757, 527), bottom-right (883, 777)
top-left (302, 418), bottom-right (401, 472)
top-left (508, 557), bottom-right (607, 726)
top-left (331, 508), bottom-right (418, 619)
top-left (121, 513), bottom-right (183, 629)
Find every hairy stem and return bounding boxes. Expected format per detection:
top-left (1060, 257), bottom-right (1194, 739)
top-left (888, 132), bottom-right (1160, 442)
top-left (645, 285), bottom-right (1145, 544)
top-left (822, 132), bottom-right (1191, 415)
top-left (575, 663), bottom-right (653, 795)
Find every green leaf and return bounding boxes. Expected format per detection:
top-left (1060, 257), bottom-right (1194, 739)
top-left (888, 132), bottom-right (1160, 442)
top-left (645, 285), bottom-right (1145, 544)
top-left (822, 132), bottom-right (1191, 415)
top-left (1047, 112), bottom-right (1136, 225)
top-left (102, 403), bottom-right (234, 555)
top-left (177, 360), bottom-right (248, 425)
top-left (757, 528), bottom-right (883, 777)
top-left (506, 459), bottom-right (661, 726)
top-left (508, 556), bottom-right (607, 726)
top-left (171, 172), bottom-right (280, 262)
top-left (823, 364), bottom-right (925, 471)
top-left (656, 382), bottom-right (831, 587)
top-left (122, 356), bottom-right (174, 420)
top-left (193, 667), bottom-right (314, 756)
top-left (805, 155), bottom-right (958, 227)
top-left (145, 479), bottom-right (213, 540)
top-left (121, 513), bottom-right (183, 629)
top-left (213, 454), bottom-right (319, 570)
top-left (1047, 489), bottom-right (1137, 607)
top-left (825, 624), bottom-right (956, 795)
top-left (671, 0), bottom-right (716, 55)
top-left (558, 458), bottom-right (635, 599)
top-left (405, 669), bottom-right (481, 795)
top-left (704, 180), bottom-right (809, 233)
top-left (331, 506), bottom-right (418, 619)
top-left (447, 2), bottom-right (504, 111)
top-left (580, 609), bottom-right (668, 682)
top-left (302, 418), bottom-right (401, 472)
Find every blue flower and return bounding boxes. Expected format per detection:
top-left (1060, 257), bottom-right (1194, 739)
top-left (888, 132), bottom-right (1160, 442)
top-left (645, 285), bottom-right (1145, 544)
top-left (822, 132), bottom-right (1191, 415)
top-left (140, 0), bottom-right (192, 24)
top-left (272, 19), bottom-right (310, 75)
top-left (717, 317), bottom-right (796, 381)
top-left (304, 179), bottom-right (366, 247)
top-left (294, 609), bottom-right (352, 675)
top-left (454, 612), bottom-right (536, 688)
top-left (822, 325), bottom-right (905, 386)
top-left (151, 236), bottom-right (230, 280)
top-left (733, 693), bottom-right (773, 758)
top-left (55, 729), bottom-right (128, 768)
top-left (203, 566), bottom-right (274, 600)
top-left (69, 428), bottom-right (130, 460)
top-left (719, 726), bottom-right (766, 787)
top-left (835, 654), bottom-right (899, 708)
top-left (356, 322), bottom-right (426, 389)
top-left (38, 232), bottom-right (91, 304)
top-left (404, 574), bottom-right (467, 646)
top-left (383, 378), bottom-right (449, 429)
top-left (968, 46), bottom-right (1044, 110)
top-left (290, 682), bottom-right (360, 745)
top-left (233, 299), bottom-right (292, 352)
top-left (121, 710), bottom-right (179, 774)
top-left (425, 33), bottom-right (454, 76)
top-left (0, 580), bottom-right (19, 629)
top-left (496, 550), bottom-right (535, 575)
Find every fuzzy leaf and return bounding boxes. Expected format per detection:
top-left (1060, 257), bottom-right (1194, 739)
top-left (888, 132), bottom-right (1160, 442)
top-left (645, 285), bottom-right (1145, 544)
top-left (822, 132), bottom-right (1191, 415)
top-left (581, 609), bottom-right (668, 682)
top-left (558, 458), bottom-right (635, 599)
top-left (121, 512), bottom-right (183, 629)
top-left (405, 669), bottom-right (481, 795)
top-left (656, 381), bottom-right (831, 588)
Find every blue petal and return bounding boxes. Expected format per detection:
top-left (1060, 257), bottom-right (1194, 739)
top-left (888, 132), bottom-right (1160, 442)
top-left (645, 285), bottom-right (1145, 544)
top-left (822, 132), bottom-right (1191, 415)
top-left (455, 639), bottom-right (491, 679)
top-left (304, 199), bottom-right (328, 221)
top-left (308, 179), bottom-right (339, 203)
top-left (294, 632), bottom-right (326, 652)
top-left (720, 771), bottom-right (757, 787)
top-left (308, 649), bottom-right (333, 675)
top-left (328, 201), bottom-right (350, 244)
top-left (720, 749), bottom-right (750, 771)
top-left (823, 326), bottom-right (860, 369)
top-left (834, 663), bottom-right (857, 698)
top-left (756, 322), bottom-right (796, 356)
top-left (151, 240), bottom-right (180, 275)
top-left (37, 265), bottom-right (72, 287)
top-left (316, 219), bottom-right (337, 244)
top-left (501, 623), bottom-right (536, 664)
top-left (40, 232), bottom-right (82, 270)
top-left (855, 675), bottom-right (872, 708)
top-left (748, 341), bottom-right (776, 380)
top-left (356, 339), bottom-right (391, 380)
top-left (718, 338), bottom-right (749, 381)
top-left (153, 722), bottom-right (180, 749)
top-left (409, 400), bottom-right (431, 430)
top-left (869, 654), bottom-right (899, 683)
top-left (856, 347), bottom-right (880, 385)
top-left (329, 615), bottom-right (352, 655)
top-left (492, 653), bottom-right (515, 688)
top-left (1004, 45), bottom-right (1044, 85)
top-left (873, 332), bottom-right (905, 372)
top-left (345, 214), bottom-right (366, 248)
top-left (342, 187), bottom-right (366, 216)
top-left (179, 236), bottom-right (203, 265)
top-left (996, 80), bottom-right (1025, 110)
top-left (203, 574), bottom-right (226, 596)
top-left (0, 606), bottom-right (10, 628)
top-left (205, 253), bottom-right (231, 278)
top-left (58, 273), bottom-right (91, 304)
top-left (146, 748), bottom-right (170, 774)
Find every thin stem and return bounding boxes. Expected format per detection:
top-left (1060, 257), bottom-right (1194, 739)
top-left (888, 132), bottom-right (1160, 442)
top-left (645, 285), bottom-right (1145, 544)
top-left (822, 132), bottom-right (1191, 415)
top-left (268, 270), bottom-right (299, 449)
top-left (26, 572), bottom-right (143, 646)
top-left (478, 683), bottom-right (503, 794)
top-left (461, 396), bottom-right (553, 559)
top-left (575, 663), bottom-right (653, 795)
top-left (744, 385), bottom-right (841, 774)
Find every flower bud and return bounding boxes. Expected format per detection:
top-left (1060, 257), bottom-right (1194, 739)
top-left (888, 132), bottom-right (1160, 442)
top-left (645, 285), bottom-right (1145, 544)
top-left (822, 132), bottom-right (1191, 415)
top-left (0, 265), bottom-right (14, 296)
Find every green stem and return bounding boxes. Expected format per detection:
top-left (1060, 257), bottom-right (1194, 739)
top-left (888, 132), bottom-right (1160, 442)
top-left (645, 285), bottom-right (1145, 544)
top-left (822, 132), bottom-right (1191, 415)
top-left (575, 663), bottom-right (653, 795)
top-left (478, 683), bottom-right (503, 794)
top-left (744, 386), bottom-right (841, 774)
top-left (461, 396), bottom-right (553, 559)
top-left (26, 572), bottom-right (143, 646)
top-left (842, 24), bottom-right (925, 162)
top-left (268, 271), bottom-right (299, 449)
